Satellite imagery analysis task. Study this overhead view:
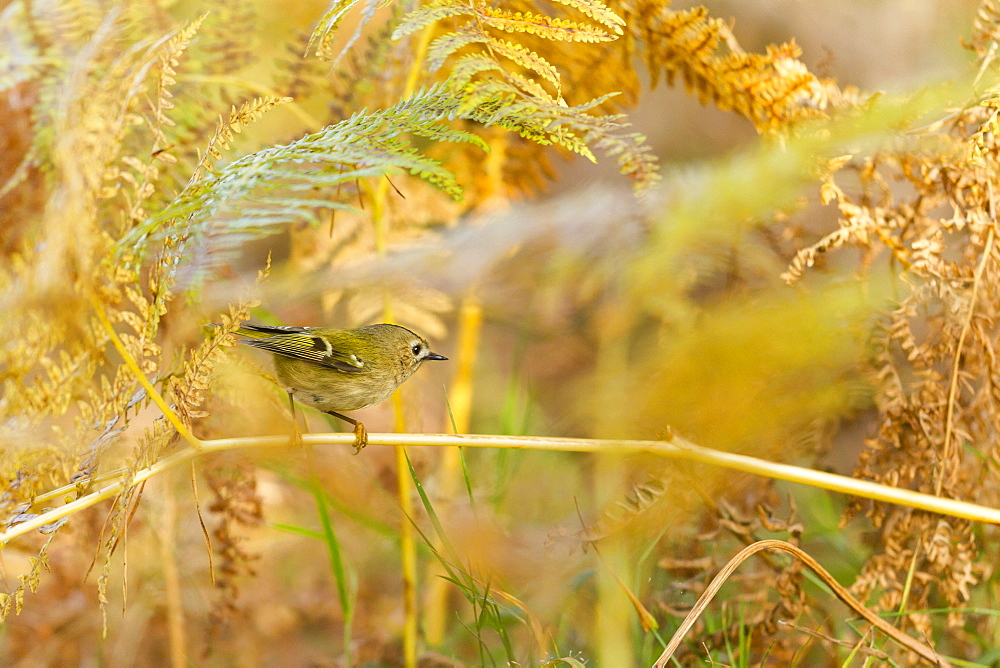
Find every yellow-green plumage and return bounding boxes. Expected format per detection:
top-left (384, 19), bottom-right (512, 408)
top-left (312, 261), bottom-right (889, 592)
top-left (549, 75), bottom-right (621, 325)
top-left (234, 323), bottom-right (447, 450)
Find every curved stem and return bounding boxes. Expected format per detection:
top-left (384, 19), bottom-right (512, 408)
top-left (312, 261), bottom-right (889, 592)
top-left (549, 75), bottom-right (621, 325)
top-left (653, 540), bottom-right (950, 667)
top-left (6, 432), bottom-right (1000, 549)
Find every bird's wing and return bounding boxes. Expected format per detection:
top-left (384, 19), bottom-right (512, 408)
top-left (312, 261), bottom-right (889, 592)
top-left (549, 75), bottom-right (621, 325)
top-left (235, 323), bottom-right (310, 339)
top-left (239, 332), bottom-right (368, 373)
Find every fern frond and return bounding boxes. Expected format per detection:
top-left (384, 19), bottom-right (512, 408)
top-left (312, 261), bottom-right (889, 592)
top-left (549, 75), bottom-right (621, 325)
top-left (307, 0), bottom-right (362, 57)
top-left (392, 0), bottom-right (474, 39)
top-left (548, 0), bottom-right (625, 35)
top-left (310, 0), bottom-right (389, 64)
top-left (170, 270), bottom-right (266, 424)
top-left (332, 0), bottom-right (383, 66)
top-left (153, 14), bottom-right (207, 135)
top-left (967, 100), bottom-right (1000, 164)
top-left (475, 7), bottom-right (615, 43)
top-left (198, 0), bottom-right (257, 73)
top-left (121, 84), bottom-right (494, 286)
top-left (450, 53), bottom-right (505, 89)
top-left (504, 70), bottom-right (559, 104)
top-left (623, 1), bottom-right (830, 132)
top-left (488, 38), bottom-right (561, 88)
top-left (971, 0), bottom-right (1000, 58)
top-left (395, 0), bottom-right (655, 188)
top-left (193, 96), bottom-right (293, 182)
top-left (427, 24), bottom-right (487, 72)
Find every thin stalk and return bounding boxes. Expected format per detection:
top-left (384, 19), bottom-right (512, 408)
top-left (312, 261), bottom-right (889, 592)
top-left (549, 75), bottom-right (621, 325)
top-left (425, 294), bottom-right (482, 645)
top-left (371, 22), bottom-right (437, 666)
top-left (160, 471), bottom-right (186, 668)
top-left (394, 415), bottom-right (419, 668)
top-left (6, 433), bottom-right (999, 548)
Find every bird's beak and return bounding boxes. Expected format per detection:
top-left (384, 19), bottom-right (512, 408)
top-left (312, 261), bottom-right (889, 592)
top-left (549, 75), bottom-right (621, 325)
top-left (426, 353), bottom-right (448, 361)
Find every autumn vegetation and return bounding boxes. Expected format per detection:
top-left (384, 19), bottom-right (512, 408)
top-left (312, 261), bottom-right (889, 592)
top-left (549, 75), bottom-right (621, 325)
top-left (2, 0), bottom-right (1000, 665)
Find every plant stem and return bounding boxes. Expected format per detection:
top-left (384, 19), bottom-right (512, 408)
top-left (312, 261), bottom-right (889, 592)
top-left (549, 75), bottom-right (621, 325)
top-left (5, 432), bottom-right (1000, 548)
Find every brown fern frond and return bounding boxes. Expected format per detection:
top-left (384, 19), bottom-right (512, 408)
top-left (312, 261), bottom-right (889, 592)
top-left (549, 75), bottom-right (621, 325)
top-left (619, 0), bottom-right (833, 133)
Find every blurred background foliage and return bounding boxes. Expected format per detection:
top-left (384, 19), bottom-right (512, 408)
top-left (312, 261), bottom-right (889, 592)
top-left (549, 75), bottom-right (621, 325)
top-left (2, 0), bottom-right (999, 665)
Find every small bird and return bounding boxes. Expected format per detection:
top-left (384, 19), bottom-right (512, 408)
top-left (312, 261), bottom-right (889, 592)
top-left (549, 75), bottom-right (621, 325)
top-left (233, 323), bottom-right (447, 452)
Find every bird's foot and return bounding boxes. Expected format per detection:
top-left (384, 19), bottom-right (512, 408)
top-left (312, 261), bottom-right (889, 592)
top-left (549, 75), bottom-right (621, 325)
top-left (352, 422), bottom-right (368, 455)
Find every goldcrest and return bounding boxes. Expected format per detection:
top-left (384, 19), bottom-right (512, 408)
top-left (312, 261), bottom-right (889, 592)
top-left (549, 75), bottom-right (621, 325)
top-left (234, 323), bottom-right (447, 451)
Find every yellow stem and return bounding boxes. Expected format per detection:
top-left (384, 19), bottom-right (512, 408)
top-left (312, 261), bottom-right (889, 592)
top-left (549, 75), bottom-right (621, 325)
top-left (91, 297), bottom-right (201, 449)
top-left (6, 432), bottom-right (1000, 547)
top-left (395, 437), bottom-right (418, 668)
top-left (161, 471), bottom-right (187, 668)
top-left (424, 295), bottom-right (482, 644)
top-left (372, 24), bottom-right (436, 667)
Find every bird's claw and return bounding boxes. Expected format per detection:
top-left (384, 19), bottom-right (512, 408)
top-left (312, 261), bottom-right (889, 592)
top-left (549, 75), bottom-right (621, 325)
top-left (352, 422), bottom-right (368, 455)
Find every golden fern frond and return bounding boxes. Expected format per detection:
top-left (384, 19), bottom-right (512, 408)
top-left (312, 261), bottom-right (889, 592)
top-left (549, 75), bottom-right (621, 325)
top-left (548, 0), bottom-right (625, 35)
top-left (0, 537), bottom-right (54, 623)
top-left (450, 52), bottom-right (504, 83)
top-left (193, 96), bottom-right (294, 182)
top-left (396, 0), bottom-right (658, 187)
top-left (622, 0), bottom-right (831, 133)
top-left (151, 14), bottom-right (208, 150)
top-left (476, 7), bottom-right (616, 43)
top-left (109, 14), bottom-right (210, 225)
top-left (505, 70), bottom-right (559, 103)
top-left (489, 38), bottom-right (561, 88)
top-left (967, 98), bottom-right (1000, 165)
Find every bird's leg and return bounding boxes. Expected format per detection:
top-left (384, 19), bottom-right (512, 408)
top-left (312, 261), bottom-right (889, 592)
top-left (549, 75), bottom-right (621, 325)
top-left (327, 411), bottom-right (367, 454)
top-left (287, 390), bottom-right (304, 447)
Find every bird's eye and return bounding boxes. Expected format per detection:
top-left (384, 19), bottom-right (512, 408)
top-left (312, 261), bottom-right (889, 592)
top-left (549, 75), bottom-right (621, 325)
top-left (411, 344), bottom-right (421, 356)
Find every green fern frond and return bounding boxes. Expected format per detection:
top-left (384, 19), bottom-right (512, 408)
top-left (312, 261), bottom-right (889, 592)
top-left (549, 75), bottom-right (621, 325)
top-left (408, 122), bottom-right (490, 151)
top-left (392, 0), bottom-right (474, 39)
top-left (450, 53), bottom-right (506, 89)
top-left (426, 24), bottom-right (487, 72)
top-left (120, 84), bottom-right (493, 285)
top-left (307, 0), bottom-right (365, 57)
top-left (308, 0), bottom-right (384, 63)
